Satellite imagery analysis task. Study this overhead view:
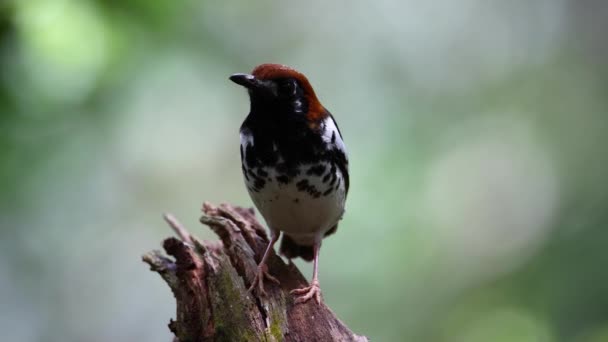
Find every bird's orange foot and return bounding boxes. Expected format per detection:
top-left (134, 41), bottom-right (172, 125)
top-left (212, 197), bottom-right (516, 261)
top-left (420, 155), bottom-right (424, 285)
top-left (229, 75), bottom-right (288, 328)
top-left (290, 280), bottom-right (322, 304)
top-left (248, 264), bottom-right (280, 297)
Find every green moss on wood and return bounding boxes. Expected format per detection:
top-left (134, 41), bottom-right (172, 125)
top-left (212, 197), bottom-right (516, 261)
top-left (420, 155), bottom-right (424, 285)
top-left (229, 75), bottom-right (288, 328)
top-left (210, 254), bottom-right (263, 341)
top-left (267, 308), bottom-right (285, 341)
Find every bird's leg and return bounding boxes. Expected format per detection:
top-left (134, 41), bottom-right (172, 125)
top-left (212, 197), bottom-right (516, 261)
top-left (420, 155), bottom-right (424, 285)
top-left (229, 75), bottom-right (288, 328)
top-left (248, 230), bottom-right (280, 296)
top-left (290, 241), bottom-right (322, 304)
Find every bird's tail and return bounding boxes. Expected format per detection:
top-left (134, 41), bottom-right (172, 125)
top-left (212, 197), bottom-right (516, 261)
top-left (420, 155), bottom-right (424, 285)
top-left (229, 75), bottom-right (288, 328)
top-left (279, 235), bottom-right (314, 261)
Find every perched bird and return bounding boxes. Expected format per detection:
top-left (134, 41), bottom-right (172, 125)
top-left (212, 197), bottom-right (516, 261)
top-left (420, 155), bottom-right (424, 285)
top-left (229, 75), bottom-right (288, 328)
top-left (230, 64), bottom-right (349, 304)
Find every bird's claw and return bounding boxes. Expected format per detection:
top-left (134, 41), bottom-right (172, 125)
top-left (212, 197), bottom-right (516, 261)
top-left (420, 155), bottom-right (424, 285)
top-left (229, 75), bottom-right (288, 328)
top-left (290, 280), bottom-right (322, 304)
top-left (248, 264), bottom-right (280, 297)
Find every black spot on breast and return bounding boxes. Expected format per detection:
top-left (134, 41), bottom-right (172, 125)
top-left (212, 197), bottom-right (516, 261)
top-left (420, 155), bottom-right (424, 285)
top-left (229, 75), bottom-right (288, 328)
top-left (322, 173), bottom-right (331, 183)
top-left (329, 172), bottom-right (337, 187)
top-left (329, 163), bottom-right (337, 175)
top-left (323, 188), bottom-right (333, 196)
top-left (327, 147), bottom-right (349, 195)
top-left (240, 145), bottom-right (244, 161)
top-left (306, 164), bottom-right (326, 177)
top-left (276, 162), bottom-right (300, 178)
top-left (323, 163), bottom-right (338, 183)
top-left (296, 178), bottom-right (321, 198)
top-left (293, 198), bottom-right (300, 203)
top-left (257, 168), bottom-right (268, 178)
top-left (331, 131), bottom-right (336, 144)
top-left (246, 167), bottom-right (267, 191)
top-left (253, 178), bottom-right (266, 191)
top-left (296, 179), bottom-right (309, 191)
top-left (276, 174), bottom-right (289, 184)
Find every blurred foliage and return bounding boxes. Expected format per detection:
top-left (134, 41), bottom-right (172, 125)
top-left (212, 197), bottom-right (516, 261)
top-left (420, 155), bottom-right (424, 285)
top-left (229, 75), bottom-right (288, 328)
top-left (1, 1), bottom-right (607, 341)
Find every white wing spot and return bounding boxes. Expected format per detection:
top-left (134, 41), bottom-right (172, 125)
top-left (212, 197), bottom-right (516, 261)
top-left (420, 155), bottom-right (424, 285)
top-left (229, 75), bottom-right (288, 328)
top-left (240, 132), bottom-right (254, 147)
top-left (321, 117), bottom-right (346, 153)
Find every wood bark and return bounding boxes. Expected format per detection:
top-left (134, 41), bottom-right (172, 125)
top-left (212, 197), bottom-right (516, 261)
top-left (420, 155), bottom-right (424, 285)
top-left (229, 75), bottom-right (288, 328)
top-left (142, 202), bottom-right (368, 342)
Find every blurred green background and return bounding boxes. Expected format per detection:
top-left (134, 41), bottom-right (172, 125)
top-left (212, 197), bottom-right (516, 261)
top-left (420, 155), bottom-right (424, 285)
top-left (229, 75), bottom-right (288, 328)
top-left (1, 0), bottom-right (607, 341)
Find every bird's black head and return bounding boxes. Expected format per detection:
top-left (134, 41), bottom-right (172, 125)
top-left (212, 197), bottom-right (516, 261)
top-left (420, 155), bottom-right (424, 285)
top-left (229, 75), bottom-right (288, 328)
top-left (230, 73), bottom-right (307, 115)
top-left (230, 64), bottom-right (325, 123)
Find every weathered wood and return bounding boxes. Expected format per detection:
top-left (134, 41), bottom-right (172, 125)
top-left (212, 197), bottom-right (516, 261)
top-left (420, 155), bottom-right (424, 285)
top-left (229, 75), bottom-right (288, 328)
top-left (143, 202), bottom-right (367, 342)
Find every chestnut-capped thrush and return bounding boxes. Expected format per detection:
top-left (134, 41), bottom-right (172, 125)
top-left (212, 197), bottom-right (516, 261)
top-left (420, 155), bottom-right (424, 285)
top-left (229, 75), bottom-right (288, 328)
top-left (230, 64), bottom-right (349, 304)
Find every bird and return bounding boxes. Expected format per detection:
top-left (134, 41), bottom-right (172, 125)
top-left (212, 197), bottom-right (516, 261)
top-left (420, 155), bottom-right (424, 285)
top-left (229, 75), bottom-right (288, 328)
top-left (229, 63), bottom-right (349, 304)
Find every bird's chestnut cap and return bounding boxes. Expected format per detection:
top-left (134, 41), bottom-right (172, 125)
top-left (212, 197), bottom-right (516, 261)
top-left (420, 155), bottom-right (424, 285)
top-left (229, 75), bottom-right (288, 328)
top-left (230, 64), bottom-right (326, 122)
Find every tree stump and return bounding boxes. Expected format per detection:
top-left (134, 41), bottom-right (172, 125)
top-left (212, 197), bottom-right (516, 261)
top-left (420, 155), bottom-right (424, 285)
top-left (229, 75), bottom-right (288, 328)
top-left (142, 202), bottom-right (368, 342)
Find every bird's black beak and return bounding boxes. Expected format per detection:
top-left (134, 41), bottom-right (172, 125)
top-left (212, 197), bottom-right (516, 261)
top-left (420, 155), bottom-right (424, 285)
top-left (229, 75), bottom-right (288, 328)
top-left (229, 73), bottom-right (260, 89)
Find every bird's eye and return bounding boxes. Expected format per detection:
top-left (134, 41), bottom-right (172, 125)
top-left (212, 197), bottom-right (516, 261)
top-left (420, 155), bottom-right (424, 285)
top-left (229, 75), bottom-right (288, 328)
top-left (281, 79), bottom-right (298, 97)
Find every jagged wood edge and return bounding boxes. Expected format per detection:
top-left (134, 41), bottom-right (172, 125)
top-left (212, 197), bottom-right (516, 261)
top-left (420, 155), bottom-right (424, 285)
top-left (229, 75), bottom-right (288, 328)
top-left (143, 202), bottom-right (368, 342)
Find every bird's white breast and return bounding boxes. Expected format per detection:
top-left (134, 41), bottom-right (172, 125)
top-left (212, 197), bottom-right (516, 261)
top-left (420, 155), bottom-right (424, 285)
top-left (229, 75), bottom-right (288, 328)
top-left (246, 162), bottom-right (346, 245)
top-left (240, 116), bottom-right (348, 246)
